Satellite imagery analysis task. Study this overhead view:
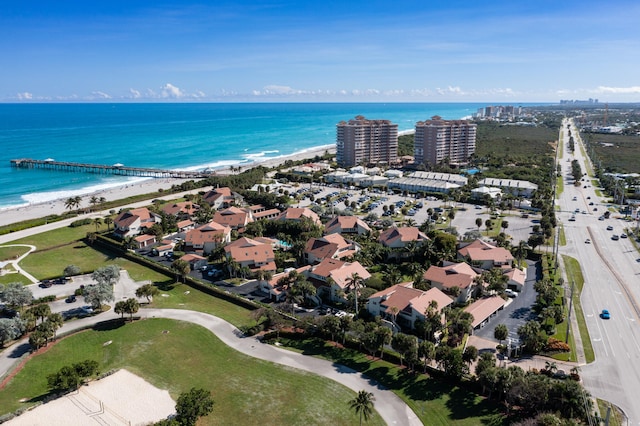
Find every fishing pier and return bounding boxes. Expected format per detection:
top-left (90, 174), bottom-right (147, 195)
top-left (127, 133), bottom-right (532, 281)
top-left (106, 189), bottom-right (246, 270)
top-left (9, 158), bottom-right (215, 179)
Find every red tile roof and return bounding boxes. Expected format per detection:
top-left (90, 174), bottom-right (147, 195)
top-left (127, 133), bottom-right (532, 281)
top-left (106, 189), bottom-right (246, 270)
top-left (464, 296), bottom-right (506, 328)
top-left (458, 239), bottom-right (514, 263)
top-left (423, 262), bottom-right (478, 289)
top-left (378, 226), bottom-right (429, 247)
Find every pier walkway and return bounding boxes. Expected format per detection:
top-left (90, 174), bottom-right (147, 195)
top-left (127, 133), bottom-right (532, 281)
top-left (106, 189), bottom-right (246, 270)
top-left (9, 158), bottom-right (214, 179)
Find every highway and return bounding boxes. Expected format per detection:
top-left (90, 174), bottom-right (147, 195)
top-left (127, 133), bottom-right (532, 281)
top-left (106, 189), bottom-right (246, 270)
top-left (558, 119), bottom-right (640, 424)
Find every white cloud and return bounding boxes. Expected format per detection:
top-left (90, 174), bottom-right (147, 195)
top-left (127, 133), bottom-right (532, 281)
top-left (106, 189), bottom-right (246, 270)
top-left (91, 91), bottom-right (112, 99)
top-left (16, 92), bottom-right (33, 100)
top-left (436, 86), bottom-right (465, 96)
top-left (129, 88), bottom-right (142, 99)
top-left (161, 83), bottom-right (184, 98)
top-left (596, 86), bottom-right (640, 94)
top-left (263, 85), bottom-right (296, 95)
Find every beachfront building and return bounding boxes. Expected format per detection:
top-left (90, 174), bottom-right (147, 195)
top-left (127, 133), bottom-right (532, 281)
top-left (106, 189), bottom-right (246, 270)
top-left (203, 187), bottom-right (237, 209)
top-left (161, 201), bottom-right (199, 219)
top-left (413, 116), bottom-right (476, 168)
top-left (212, 206), bottom-right (254, 231)
top-left (336, 116), bottom-right (398, 168)
top-left (113, 207), bottom-right (161, 239)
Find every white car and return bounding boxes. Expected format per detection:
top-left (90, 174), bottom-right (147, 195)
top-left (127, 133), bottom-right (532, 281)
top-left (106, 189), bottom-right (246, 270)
top-left (505, 289), bottom-right (518, 298)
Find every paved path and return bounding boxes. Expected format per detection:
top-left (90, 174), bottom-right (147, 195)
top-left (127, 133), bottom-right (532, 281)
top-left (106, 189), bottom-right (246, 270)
top-left (0, 244), bottom-right (38, 283)
top-left (0, 308), bottom-right (422, 426)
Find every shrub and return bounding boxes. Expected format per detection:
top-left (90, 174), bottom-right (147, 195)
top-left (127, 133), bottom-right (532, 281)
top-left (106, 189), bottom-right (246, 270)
top-left (545, 337), bottom-right (570, 353)
top-left (69, 218), bottom-right (93, 227)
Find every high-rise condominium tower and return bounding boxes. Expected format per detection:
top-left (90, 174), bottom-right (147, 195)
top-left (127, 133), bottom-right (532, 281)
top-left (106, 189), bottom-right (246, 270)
top-left (336, 116), bottom-right (398, 167)
top-left (414, 116), bottom-right (476, 167)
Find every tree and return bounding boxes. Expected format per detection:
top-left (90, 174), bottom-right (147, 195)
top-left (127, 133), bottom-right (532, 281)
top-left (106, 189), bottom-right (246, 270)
top-left (348, 390), bottom-right (375, 426)
top-left (135, 283), bottom-right (159, 303)
top-left (0, 282), bottom-right (33, 309)
top-left (418, 340), bottom-right (436, 373)
top-left (114, 301), bottom-right (126, 319)
top-left (124, 298), bottom-right (139, 320)
top-left (320, 315), bottom-right (341, 342)
top-left (475, 217), bottom-right (483, 230)
top-left (462, 345), bottom-right (479, 368)
top-left (64, 264), bottom-right (81, 277)
top-left (345, 272), bottom-right (364, 316)
top-left (104, 216), bottom-right (114, 232)
top-left (28, 303), bottom-right (51, 324)
top-left (93, 217), bottom-right (103, 232)
top-left (83, 282), bottom-right (114, 310)
top-left (92, 265), bottom-right (121, 286)
top-left (391, 332), bottom-right (418, 367)
top-left (175, 388), bottom-right (214, 426)
top-left (518, 320), bottom-right (546, 354)
top-left (0, 317), bottom-right (26, 347)
top-left (171, 259), bottom-right (191, 283)
top-left (494, 324), bottom-right (508, 346)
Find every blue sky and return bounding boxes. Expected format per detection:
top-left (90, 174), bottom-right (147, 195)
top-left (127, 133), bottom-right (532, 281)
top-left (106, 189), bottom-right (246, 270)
top-left (2, 0), bottom-right (639, 102)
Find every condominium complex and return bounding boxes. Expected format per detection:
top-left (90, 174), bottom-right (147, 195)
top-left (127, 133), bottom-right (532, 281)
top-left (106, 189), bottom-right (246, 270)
top-left (336, 116), bottom-right (398, 167)
top-left (413, 116), bottom-right (477, 167)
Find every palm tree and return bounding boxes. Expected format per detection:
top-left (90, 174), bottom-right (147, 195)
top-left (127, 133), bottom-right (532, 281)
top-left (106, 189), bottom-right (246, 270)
top-left (93, 217), bottom-right (103, 232)
top-left (104, 216), bottom-right (113, 232)
top-left (348, 390), bottom-right (375, 426)
top-left (345, 272), bottom-right (363, 316)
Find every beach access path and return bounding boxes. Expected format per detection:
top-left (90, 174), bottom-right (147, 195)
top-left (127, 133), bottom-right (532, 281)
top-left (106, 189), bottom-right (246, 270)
top-left (0, 308), bottom-right (421, 426)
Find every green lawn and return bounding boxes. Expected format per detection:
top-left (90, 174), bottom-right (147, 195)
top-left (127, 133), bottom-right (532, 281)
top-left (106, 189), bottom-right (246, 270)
top-left (561, 255), bottom-right (595, 363)
top-left (0, 273), bottom-right (32, 286)
top-left (276, 337), bottom-right (507, 426)
top-left (0, 246), bottom-right (31, 261)
top-left (0, 319), bottom-right (384, 426)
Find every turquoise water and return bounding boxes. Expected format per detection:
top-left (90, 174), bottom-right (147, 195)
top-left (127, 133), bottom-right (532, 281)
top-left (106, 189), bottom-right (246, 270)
top-left (0, 102), bottom-right (538, 208)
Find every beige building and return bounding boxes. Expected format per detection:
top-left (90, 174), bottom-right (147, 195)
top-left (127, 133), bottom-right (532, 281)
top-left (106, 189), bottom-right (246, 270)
top-left (336, 116), bottom-right (398, 167)
top-left (414, 116), bottom-right (476, 167)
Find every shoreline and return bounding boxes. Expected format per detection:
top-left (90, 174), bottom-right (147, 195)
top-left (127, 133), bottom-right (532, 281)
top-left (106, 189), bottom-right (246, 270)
top-left (0, 145), bottom-right (336, 228)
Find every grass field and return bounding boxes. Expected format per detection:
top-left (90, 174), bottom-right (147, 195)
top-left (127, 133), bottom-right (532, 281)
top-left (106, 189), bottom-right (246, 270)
top-left (277, 337), bottom-right (507, 426)
top-left (561, 255), bottom-right (595, 363)
top-left (0, 246), bottom-right (31, 262)
top-left (0, 319), bottom-right (384, 426)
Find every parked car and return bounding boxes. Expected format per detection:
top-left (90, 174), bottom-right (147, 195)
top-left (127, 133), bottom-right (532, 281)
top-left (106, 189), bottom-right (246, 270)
top-left (621, 234), bottom-right (628, 239)
top-left (65, 295), bottom-right (77, 303)
top-left (600, 309), bottom-right (610, 320)
top-left (505, 289), bottom-right (518, 298)
top-left (585, 238), bottom-right (591, 244)
top-left (39, 280), bottom-right (53, 288)
top-left (607, 225), bottom-right (614, 231)
top-left (612, 235), bottom-right (619, 241)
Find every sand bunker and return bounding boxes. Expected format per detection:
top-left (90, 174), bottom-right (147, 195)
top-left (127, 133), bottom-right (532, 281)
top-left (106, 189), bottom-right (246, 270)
top-left (8, 369), bottom-right (175, 426)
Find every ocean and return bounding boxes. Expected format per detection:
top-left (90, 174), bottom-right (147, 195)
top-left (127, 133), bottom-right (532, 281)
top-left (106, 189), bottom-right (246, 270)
top-left (0, 102), bottom-right (532, 209)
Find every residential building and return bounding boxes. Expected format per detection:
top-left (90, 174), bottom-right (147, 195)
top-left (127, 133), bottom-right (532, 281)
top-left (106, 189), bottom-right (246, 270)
top-left (224, 237), bottom-right (276, 274)
top-left (213, 206), bottom-right (254, 230)
top-left (504, 267), bottom-right (527, 291)
top-left (324, 216), bottom-right (372, 235)
top-left (276, 207), bottom-right (321, 227)
top-left (366, 283), bottom-right (453, 330)
top-left (183, 221), bottom-right (232, 254)
top-left (113, 207), bottom-right (161, 239)
top-left (336, 116), bottom-right (398, 167)
top-left (387, 171), bottom-right (468, 194)
top-left (378, 226), bottom-right (429, 250)
top-left (414, 116), bottom-right (476, 167)
top-left (179, 253), bottom-right (208, 271)
top-left (423, 261), bottom-right (480, 304)
top-left (133, 234), bottom-right (156, 249)
top-left (258, 266), bottom-right (312, 302)
top-left (307, 258), bottom-right (370, 304)
top-left (203, 187), bottom-right (236, 209)
top-left (464, 296), bottom-right (506, 331)
top-left (476, 178), bottom-right (538, 199)
top-left (161, 201), bottom-right (199, 219)
top-left (457, 239), bottom-right (514, 270)
top-left (304, 233), bottom-right (359, 264)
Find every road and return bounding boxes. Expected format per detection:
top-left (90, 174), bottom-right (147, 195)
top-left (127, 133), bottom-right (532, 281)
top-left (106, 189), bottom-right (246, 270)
top-left (557, 119), bottom-right (640, 424)
top-left (0, 308), bottom-right (421, 426)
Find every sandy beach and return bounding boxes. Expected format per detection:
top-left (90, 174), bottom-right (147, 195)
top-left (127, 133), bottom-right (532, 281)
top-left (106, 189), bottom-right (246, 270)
top-left (0, 145), bottom-right (335, 228)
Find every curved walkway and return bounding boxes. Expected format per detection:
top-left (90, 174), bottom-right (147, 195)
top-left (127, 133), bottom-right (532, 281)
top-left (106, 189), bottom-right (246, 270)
top-left (0, 245), bottom-right (38, 283)
top-left (0, 308), bottom-right (422, 426)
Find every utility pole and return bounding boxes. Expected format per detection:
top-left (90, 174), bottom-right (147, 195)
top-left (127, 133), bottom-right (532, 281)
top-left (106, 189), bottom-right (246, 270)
top-left (565, 281), bottom-right (575, 344)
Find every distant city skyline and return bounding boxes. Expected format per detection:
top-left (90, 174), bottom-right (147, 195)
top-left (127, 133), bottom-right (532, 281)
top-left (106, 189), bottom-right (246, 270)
top-left (2, 0), bottom-right (639, 103)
